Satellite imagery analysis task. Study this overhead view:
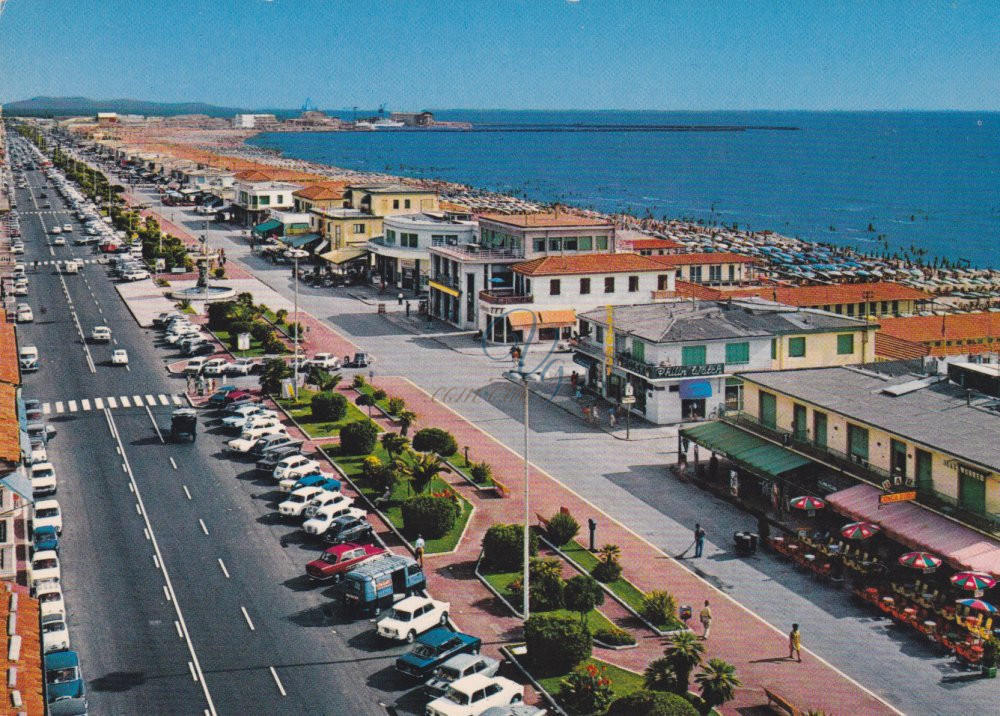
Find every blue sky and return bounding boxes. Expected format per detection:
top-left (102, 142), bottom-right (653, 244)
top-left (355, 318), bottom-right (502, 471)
top-left (0, 0), bottom-right (997, 110)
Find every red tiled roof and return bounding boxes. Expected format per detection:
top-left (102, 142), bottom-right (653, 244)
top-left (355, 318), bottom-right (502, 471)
top-left (651, 252), bottom-right (758, 266)
top-left (877, 313), bottom-right (1000, 356)
top-left (0, 587), bottom-right (44, 716)
top-left (293, 183), bottom-right (346, 201)
top-left (234, 169), bottom-right (275, 182)
top-left (513, 253), bottom-right (668, 276)
top-left (0, 383), bottom-right (19, 466)
top-left (725, 281), bottom-right (931, 306)
top-left (0, 321), bottom-right (19, 385)
top-left (875, 332), bottom-right (931, 360)
top-left (479, 212), bottom-right (612, 229)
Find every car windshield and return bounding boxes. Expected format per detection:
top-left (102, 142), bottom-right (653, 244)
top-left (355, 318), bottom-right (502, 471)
top-left (321, 552), bottom-right (341, 564)
top-left (33, 468), bottom-right (54, 478)
top-left (439, 666), bottom-right (461, 681)
top-left (35, 559), bottom-right (57, 569)
top-left (43, 622), bottom-right (65, 634)
top-left (289, 495), bottom-right (306, 503)
top-left (36, 508), bottom-right (58, 518)
top-left (446, 690), bottom-right (471, 705)
top-left (39, 592), bottom-right (60, 603)
top-left (47, 667), bottom-right (79, 684)
top-left (411, 644), bottom-right (436, 658)
top-left (390, 609), bottom-right (413, 622)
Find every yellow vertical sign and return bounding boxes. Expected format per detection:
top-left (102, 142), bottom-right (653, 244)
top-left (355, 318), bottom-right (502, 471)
top-left (604, 304), bottom-right (614, 376)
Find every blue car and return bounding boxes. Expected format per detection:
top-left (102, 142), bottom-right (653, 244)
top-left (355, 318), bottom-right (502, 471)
top-left (206, 386), bottom-right (240, 407)
top-left (34, 525), bottom-right (60, 552)
top-left (45, 650), bottom-right (85, 703)
top-left (291, 474), bottom-right (342, 493)
top-left (395, 628), bottom-right (481, 680)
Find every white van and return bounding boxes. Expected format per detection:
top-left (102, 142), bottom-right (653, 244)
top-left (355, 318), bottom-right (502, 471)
top-left (62, 260), bottom-right (80, 275)
top-left (19, 346), bottom-right (39, 372)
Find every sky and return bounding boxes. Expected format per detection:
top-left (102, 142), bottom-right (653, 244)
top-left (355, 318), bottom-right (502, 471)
top-left (0, 0), bottom-right (998, 111)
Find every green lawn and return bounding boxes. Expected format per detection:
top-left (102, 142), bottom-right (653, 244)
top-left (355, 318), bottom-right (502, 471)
top-left (212, 328), bottom-right (269, 357)
top-left (278, 388), bottom-right (373, 439)
top-left (446, 451), bottom-right (494, 488)
top-left (333, 445), bottom-right (472, 554)
top-left (356, 383), bottom-right (394, 415)
top-left (535, 657), bottom-right (645, 704)
top-left (561, 541), bottom-right (684, 631)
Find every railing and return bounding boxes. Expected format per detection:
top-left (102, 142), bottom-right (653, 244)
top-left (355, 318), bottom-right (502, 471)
top-left (479, 289), bottom-right (533, 305)
top-left (431, 274), bottom-right (461, 290)
top-left (430, 243), bottom-right (522, 261)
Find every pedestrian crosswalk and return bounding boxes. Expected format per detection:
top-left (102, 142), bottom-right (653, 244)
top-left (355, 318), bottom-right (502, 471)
top-left (40, 393), bottom-right (187, 416)
top-left (28, 258), bottom-right (102, 267)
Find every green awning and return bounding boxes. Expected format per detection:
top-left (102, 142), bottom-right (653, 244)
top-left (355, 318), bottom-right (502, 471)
top-left (680, 421), bottom-right (811, 477)
top-left (253, 218), bottom-right (282, 234)
top-left (281, 233), bottom-right (322, 248)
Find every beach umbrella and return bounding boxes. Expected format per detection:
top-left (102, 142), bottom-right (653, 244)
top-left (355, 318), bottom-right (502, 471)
top-left (956, 598), bottom-right (998, 614)
top-left (950, 572), bottom-right (997, 591)
top-left (841, 521), bottom-right (880, 540)
top-left (898, 551), bottom-right (942, 571)
top-left (788, 495), bottom-right (826, 511)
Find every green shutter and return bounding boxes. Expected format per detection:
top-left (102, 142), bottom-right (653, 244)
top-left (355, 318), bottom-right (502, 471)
top-left (770, 338), bottom-right (777, 360)
top-left (813, 411), bottom-right (827, 448)
top-left (837, 334), bottom-right (855, 355)
top-left (958, 466), bottom-right (987, 514)
top-left (793, 404), bottom-right (808, 440)
top-left (847, 424), bottom-right (869, 462)
top-left (788, 336), bottom-right (806, 357)
top-left (596, 236), bottom-right (608, 250)
top-left (682, 345), bottom-right (707, 366)
top-left (632, 340), bottom-right (645, 362)
top-left (915, 449), bottom-right (933, 494)
top-left (725, 342), bottom-right (750, 364)
top-left (578, 236), bottom-right (593, 250)
top-left (759, 391), bottom-right (777, 429)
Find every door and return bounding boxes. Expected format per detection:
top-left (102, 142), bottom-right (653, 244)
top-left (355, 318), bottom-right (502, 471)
top-left (813, 411), bottom-right (828, 448)
top-left (847, 424), bottom-right (869, 464)
top-left (792, 404), bottom-right (808, 441)
top-left (915, 449), bottom-right (932, 494)
top-left (759, 391), bottom-right (777, 429)
top-left (890, 439), bottom-right (907, 481)
top-left (958, 464), bottom-right (987, 515)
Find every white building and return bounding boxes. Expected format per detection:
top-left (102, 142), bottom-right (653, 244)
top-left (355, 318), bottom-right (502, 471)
top-left (235, 180), bottom-right (301, 225)
top-left (368, 212), bottom-right (476, 291)
top-left (233, 113), bottom-right (279, 129)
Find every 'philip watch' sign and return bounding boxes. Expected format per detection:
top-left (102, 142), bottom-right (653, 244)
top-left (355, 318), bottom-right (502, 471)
top-left (617, 354), bottom-right (725, 380)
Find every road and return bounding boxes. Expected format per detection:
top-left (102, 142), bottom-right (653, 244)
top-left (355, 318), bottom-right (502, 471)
top-left (10, 140), bottom-right (426, 715)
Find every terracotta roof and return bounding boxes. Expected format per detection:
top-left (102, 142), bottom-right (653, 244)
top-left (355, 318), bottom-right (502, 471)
top-left (652, 252), bottom-right (758, 266)
top-left (0, 587), bottom-right (45, 716)
top-left (0, 383), bottom-right (19, 467)
top-left (877, 313), bottom-right (1000, 356)
top-left (721, 281), bottom-right (931, 306)
top-left (292, 183), bottom-right (346, 201)
top-left (234, 169), bottom-right (275, 182)
top-left (621, 238), bottom-right (684, 251)
top-left (0, 321), bottom-right (19, 385)
top-left (874, 332), bottom-right (932, 360)
top-left (513, 253), bottom-right (669, 276)
top-left (479, 212), bottom-right (612, 229)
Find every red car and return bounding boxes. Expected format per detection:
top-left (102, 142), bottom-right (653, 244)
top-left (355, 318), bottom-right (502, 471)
top-left (306, 543), bottom-right (386, 581)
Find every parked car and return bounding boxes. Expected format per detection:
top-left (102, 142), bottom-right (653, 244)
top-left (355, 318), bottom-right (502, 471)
top-left (42, 615), bottom-right (71, 653)
top-left (27, 421), bottom-right (56, 444)
top-left (90, 326), bottom-right (111, 342)
top-left (19, 345), bottom-right (39, 372)
top-left (31, 549), bottom-right (61, 590)
top-left (376, 596), bottom-right (450, 643)
top-left (424, 653), bottom-right (501, 698)
top-left (226, 357), bottom-right (260, 376)
top-left (302, 498), bottom-right (361, 535)
top-left (305, 543), bottom-right (386, 582)
top-left (37, 583), bottom-right (66, 620)
top-left (335, 554), bottom-right (426, 615)
top-left (33, 525), bottom-right (60, 553)
top-left (16, 304), bottom-right (34, 323)
top-left (122, 268), bottom-right (150, 281)
top-left (479, 705), bottom-right (548, 716)
top-left (425, 675), bottom-right (524, 716)
top-left (273, 455), bottom-right (321, 482)
top-left (183, 341), bottom-right (216, 357)
top-left (228, 425), bottom-right (286, 453)
top-left (30, 461), bottom-right (58, 496)
top-left (184, 358), bottom-right (209, 375)
top-left (44, 650), bottom-right (86, 704)
top-left (221, 407), bottom-right (278, 432)
top-left (302, 352), bottom-right (341, 370)
top-left (283, 472), bottom-right (340, 494)
top-left (213, 388), bottom-right (254, 409)
top-left (33, 499), bottom-right (63, 534)
top-left (323, 515), bottom-right (375, 546)
top-left (303, 488), bottom-right (354, 518)
top-left (343, 352), bottom-right (375, 368)
top-left (202, 358), bottom-right (231, 376)
top-left (250, 433), bottom-right (303, 458)
top-left (111, 349), bottom-right (129, 365)
top-left (396, 629), bottom-right (483, 681)
top-left (254, 446), bottom-right (303, 472)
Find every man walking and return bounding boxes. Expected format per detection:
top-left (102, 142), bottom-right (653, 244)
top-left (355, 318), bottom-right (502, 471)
top-left (414, 534), bottom-right (426, 567)
top-left (699, 600), bottom-right (712, 640)
top-left (694, 523), bottom-right (706, 558)
top-left (789, 623), bottom-right (802, 662)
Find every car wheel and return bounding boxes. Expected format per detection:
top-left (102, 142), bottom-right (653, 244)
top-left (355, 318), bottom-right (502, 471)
top-left (510, 694), bottom-right (523, 704)
top-left (406, 630), bottom-right (416, 644)
top-left (439, 612), bottom-right (449, 626)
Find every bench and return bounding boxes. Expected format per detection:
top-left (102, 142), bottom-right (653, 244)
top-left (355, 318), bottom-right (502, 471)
top-left (764, 687), bottom-right (802, 716)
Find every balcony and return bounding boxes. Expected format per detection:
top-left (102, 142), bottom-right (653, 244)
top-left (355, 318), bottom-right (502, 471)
top-left (430, 243), bottom-right (522, 262)
top-left (479, 289), bottom-right (533, 305)
top-left (432, 274), bottom-right (461, 290)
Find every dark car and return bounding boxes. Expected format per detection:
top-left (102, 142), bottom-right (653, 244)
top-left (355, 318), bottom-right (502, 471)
top-left (395, 628), bottom-right (482, 680)
top-left (207, 386), bottom-right (240, 405)
top-left (255, 445), bottom-right (303, 471)
top-left (250, 433), bottom-right (303, 458)
top-left (342, 352), bottom-right (374, 368)
top-left (33, 525), bottom-right (60, 553)
top-left (184, 341), bottom-right (216, 357)
top-left (322, 515), bottom-right (375, 545)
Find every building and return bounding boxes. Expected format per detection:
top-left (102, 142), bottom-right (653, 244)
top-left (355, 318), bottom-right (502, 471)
top-left (253, 210), bottom-right (313, 238)
top-left (875, 312), bottom-right (1000, 360)
top-left (574, 300), bottom-right (876, 424)
top-left (292, 183), bottom-right (346, 213)
top-left (653, 252), bottom-right (760, 286)
top-left (344, 184), bottom-right (440, 216)
top-left (428, 212), bottom-right (617, 334)
top-left (616, 230), bottom-right (684, 256)
top-left (699, 364), bottom-right (1000, 570)
top-left (0, 587), bottom-right (45, 714)
top-left (233, 113), bottom-right (279, 129)
top-left (233, 180), bottom-right (301, 226)
top-left (390, 111), bottom-right (435, 127)
top-left (368, 212), bottom-right (476, 291)
top-left (96, 112), bottom-right (118, 124)
top-left (310, 207), bottom-right (383, 269)
top-left (0, 319), bottom-right (31, 585)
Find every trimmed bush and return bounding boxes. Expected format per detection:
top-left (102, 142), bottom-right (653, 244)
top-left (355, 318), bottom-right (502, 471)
top-left (481, 523), bottom-right (539, 572)
top-left (261, 331), bottom-right (286, 355)
top-left (275, 308), bottom-right (288, 324)
top-left (352, 374), bottom-right (366, 389)
top-left (591, 559), bottom-right (623, 583)
top-left (523, 613), bottom-right (591, 677)
top-left (372, 387), bottom-right (387, 401)
top-left (207, 300), bottom-right (235, 330)
top-left (607, 690), bottom-right (698, 716)
top-left (595, 626), bottom-right (636, 646)
top-left (401, 495), bottom-right (459, 539)
top-left (386, 397), bottom-right (406, 415)
top-left (509, 558), bottom-right (566, 612)
top-left (340, 420), bottom-right (379, 455)
top-left (546, 511), bottom-right (580, 547)
top-left (557, 663), bottom-right (614, 716)
top-left (564, 575), bottom-right (605, 624)
top-left (469, 461), bottom-right (492, 484)
top-left (641, 590), bottom-right (678, 627)
top-left (412, 427), bottom-right (458, 457)
top-left (311, 391), bottom-right (348, 422)
top-left (250, 322), bottom-right (272, 342)
top-left (361, 456), bottom-right (383, 481)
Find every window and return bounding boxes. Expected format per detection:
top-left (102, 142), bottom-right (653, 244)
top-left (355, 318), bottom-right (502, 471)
top-left (401, 232), bottom-right (418, 247)
top-left (690, 266), bottom-right (703, 283)
top-left (788, 336), bottom-right (806, 357)
top-left (632, 339), bottom-right (645, 362)
top-left (604, 276), bottom-right (615, 293)
top-left (681, 345), bottom-right (706, 366)
top-left (836, 334), bottom-right (855, 355)
top-left (385, 229), bottom-right (396, 244)
top-left (657, 274), bottom-right (670, 290)
top-left (258, 195), bottom-right (270, 206)
top-left (759, 391), bottom-right (777, 429)
top-left (595, 325), bottom-right (604, 343)
top-left (578, 236), bottom-right (593, 250)
top-left (549, 279), bottom-right (561, 296)
top-left (709, 265), bottom-right (722, 282)
top-left (846, 303), bottom-right (855, 317)
top-left (596, 236), bottom-right (608, 250)
top-left (549, 238), bottom-right (562, 252)
top-left (580, 277), bottom-right (591, 295)
top-left (354, 223), bottom-right (366, 234)
top-left (276, 195), bottom-right (283, 204)
top-left (404, 199), bottom-right (411, 209)
top-left (770, 338), bottom-right (777, 360)
top-left (393, 199), bottom-right (400, 209)
top-left (564, 238), bottom-right (578, 251)
top-left (880, 301), bottom-right (889, 315)
top-left (533, 239), bottom-right (545, 252)
top-left (728, 264), bottom-right (735, 282)
top-left (628, 276), bottom-right (639, 292)
top-left (847, 424), bottom-right (869, 463)
top-left (725, 342), bottom-right (750, 364)
top-left (579, 320), bottom-right (590, 336)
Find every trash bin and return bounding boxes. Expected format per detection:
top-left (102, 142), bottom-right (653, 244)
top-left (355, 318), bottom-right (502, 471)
top-left (748, 532), bottom-right (759, 554)
top-left (679, 605), bottom-right (692, 621)
top-left (377, 303), bottom-right (386, 314)
top-left (733, 532), bottom-right (752, 556)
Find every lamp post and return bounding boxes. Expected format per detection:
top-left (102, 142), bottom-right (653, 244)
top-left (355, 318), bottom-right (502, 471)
top-left (502, 358), bottom-right (542, 620)
top-left (287, 248), bottom-right (310, 400)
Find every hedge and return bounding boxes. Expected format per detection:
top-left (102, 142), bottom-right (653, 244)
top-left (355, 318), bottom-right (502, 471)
top-left (412, 427), bottom-right (458, 457)
top-left (524, 613), bottom-right (592, 677)
top-left (482, 523), bottom-right (539, 572)
top-left (311, 391), bottom-right (348, 422)
top-left (606, 690), bottom-right (698, 716)
top-left (400, 495), bottom-right (460, 539)
top-left (340, 420), bottom-right (379, 455)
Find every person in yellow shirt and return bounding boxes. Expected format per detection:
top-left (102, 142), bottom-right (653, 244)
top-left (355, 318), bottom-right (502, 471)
top-left (789, 623), bottom-right (802, 662)
top-left (699, 600), bottom-right (712, 639)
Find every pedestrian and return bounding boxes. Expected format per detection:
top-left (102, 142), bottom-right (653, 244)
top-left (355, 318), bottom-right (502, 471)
top-left (186, 375), bottom-right (193, 393)
top-left (405, 301), bottom-right (411, 317)
top-left (397, 291), bottom-right (404, 306)
top-left (574, 385), bottom-right (583, 400)
top-left (414, 534), bottom-right (425, 567)
top-left (699, 600), bottom-right (712, 639)
top-left (582, 405), bottom-right (590, 423)
top-left (609, 410), bottom-right (617, 429)
top-left (789, 623), bottom-right (802, 662)
top-left (694, 523), bottom-right (706, 558)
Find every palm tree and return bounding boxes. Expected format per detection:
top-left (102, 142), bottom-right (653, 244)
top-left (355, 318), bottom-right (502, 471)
top-left (395, 450), bottom-right (452, 494)
top-left (397, 409), bottom-right (417, 437)
top-left (643, 656), bottom-right (680, 693)
top-left (227, 302), bottom-right (257, 324)
top-left (694, 658), bottom-right (740, 711)
top-left (664, 630), bottom-right (705, 694)
top-left (380, 432), bottom-right (409, 459)
top-left (309, 369), bottom-right (342, 392)
top-left (597, 543), bottom-right (621, 566)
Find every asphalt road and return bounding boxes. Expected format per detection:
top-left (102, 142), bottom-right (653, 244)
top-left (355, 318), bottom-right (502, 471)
top-left (10, 140), bottom-right (427, 716)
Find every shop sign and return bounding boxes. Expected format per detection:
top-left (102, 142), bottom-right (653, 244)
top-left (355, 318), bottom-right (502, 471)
top-left (879, 490), bottom-right (917, 505)
top-left (616, 353), bottom-right (724, 380)
top-left (621, 396), bottom-right (636, 405)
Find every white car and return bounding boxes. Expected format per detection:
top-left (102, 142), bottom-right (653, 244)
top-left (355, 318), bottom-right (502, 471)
top-left (49, 226), bottom-right (62, 234)
top-left (19, 346), bottom-right (39, 372)
top-left (62, 260), bottom-right (80, 274)
top-left (29, 441), bottom-right (48, 464)
top-left (425, 675), bottom-right (525, 716)
top-left (33, 499), bottom-right (63, 534)
top-left (166, 325), bottom-right (201, 344)
top-left (226, 357), bottom-right (259, 376)
top-left (16, 304), bottom-right (33, 323)
top-left (375, 596), bottom-right (450, 642)
top-left (30, 550), bottom-right (61, 590)
top-left (224, 411), bottom-right (279, 433)
top-left (184, 357), bottom-right (209, 375)
top-left (273, 455), bottom-right (321, 482)
top-left (13, 282), bottom-right (28, 296)
top-left (302, 352), bottom-right (341, 370)
top-left (91, 326), bottom-right (111, 342)
top-left (30, 462), bottom-right (57, 496)
top-left (303, 489), bottom-right (353, 518)
top-left (111, 349), bottom-right (129, 365)
top-left (122, 267), bottom-right (150, 281)
top-left (41, 615), bottom-right (71, 653)
top-left (10, 242), bottom-right (24, 254)
top-left (37, 584), bottom-right (66, 620)
top-left (52, 236), bottom-right (66, 246)
top-left (278, 486), bottom-right (325, 517)
top-left (227, 426), bottom-right (287, 453)
top-left (302, 499), bottom-right (363, 535)
top-left (201, 358), bottom-right (231, 376)
top-left (220, 404), bottom-right (272, 428)
top-left (62, 223), bottom-right (73, 232)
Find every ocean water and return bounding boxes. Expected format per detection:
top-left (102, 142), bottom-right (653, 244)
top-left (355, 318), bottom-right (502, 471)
top-left (247, 111), bottom-right (1000, 268)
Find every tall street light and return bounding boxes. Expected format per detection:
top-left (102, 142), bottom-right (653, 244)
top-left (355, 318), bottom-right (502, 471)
top-left (287, 248), bottom-right (310, 401)
top-left (502, 358), bottom-right (542, 620)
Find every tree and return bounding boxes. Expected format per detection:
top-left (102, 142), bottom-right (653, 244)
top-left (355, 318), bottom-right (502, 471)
top-left (641, 591), bottom-right (678, 628)
top-left (546, 510), bottom-right (580, 547)
top-left (592, 543), bottom-right (623, 582)
top-left (643, 656), bottom-right (681, 694)
top-left (607, 690), bottom-right (698, 716)
top-left (386, 397), bottom-right (406, 415)
top-left (481, 523), bottom-right (538, 572)
top-left (564, 575), bottom-right (604, 625)
top-left (352, 374), bottom-right (366, 389)
top-left (401, 494), bottom-right (459, 539)
top-left (259, 358), bottom-right (291, 395)
top-left (395, 450), bottom-right (452, 495)
top-left (523, 613), bottom-right (591, 677)
top-left (380, 432), bottom-right (409, 459)
top-left (340, 420), bottom-right (379, 455)
top-left (412, 427), bottom-right (458, 456)
top-left (509, 557), bottom-right (566, 612)
top-left (664, 631), bottom-right (706, 695)
top-left (309, 368), bottom-right (342, 392)
top-left (694, 658), bottom-right (740, 712)
top-left (311, 391), bottom-right (348, 422)
top-left (397, 409), bottom-right (417, 436)
top-left (557, 663), bottom-right (614, 716)
top-left (356, 393), bottom-right (375, 418)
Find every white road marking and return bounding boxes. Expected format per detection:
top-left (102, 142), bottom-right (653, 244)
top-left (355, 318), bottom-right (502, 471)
top-left (158, 394), bottom-right (169, 406)
top-left (145, 394), bottom-right (156, 406)
top-left (119, 396), bottom-right (130, 408)
top-left (67, 400), bottom-right (77, 412)
top-left (146, 405), bottom-right (164, 443)
top-left (125, 365), bottom-right (131, 372)
top-left (153, 555), bottom-right (160, 569)
top-left (175, 620), bottom-right (183, 639)
top-left (188, 661), bottom-right (198, 682)
top-left (164, 585), bottom-right (172, 602)
top-left (240, 607), bottom-right (255, 631)
top-left (133, 394), bottom-right (143, 407)
top-left (218, 559), bottom-right (230, 578)
top-left (128, 482), bottom-right (134, 493)
top-left (106, 397), bottom-right (117, 408)
top-left (55, 401), bottom-right (64, 413)
top-left (198, 519), bottom-right (209, 535)
top-left (135, 503), bottom-right (141, 514)
top-left (170, 457), bottom-right (178, 470)
top-left (269, 667), bottom-right (286, 697)
top-left (171, 395), bottom-right (183, 405)
top-left (143, 528), bottom-right (150, 540)
top-left (122, 463), bottom-right (128, 473)
top-left (80, 399), bottom-right (91, 411)
top-left (42, 403), bottom-right (51, 415)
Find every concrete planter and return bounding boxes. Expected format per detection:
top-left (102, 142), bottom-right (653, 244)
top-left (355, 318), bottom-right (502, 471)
top-left (498, 644), bottom-right (568, 716)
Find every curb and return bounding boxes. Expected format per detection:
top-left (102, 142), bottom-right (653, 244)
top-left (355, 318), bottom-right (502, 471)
top-left (498, 645), bottom-right (568, 716)
top-left (474, 551), bottom-right (524, 620)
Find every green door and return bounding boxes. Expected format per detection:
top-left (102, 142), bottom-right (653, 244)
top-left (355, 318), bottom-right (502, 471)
top-left (813, 411), bottom-right (828, 448)
top-left (759, 391), bottom-right (777, 429)
top-left (958, 465), bottom-right (987, 515)
top-left (915, 449), bottom-right (932, 494)
top-left (792, 404), bottom-right (808, 441)
top-left (847, 424), bottom-right (869, 463)
top-left (890, 439), bottom-right (907, 480)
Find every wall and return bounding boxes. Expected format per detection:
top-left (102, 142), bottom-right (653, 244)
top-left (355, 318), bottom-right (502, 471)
top-left (770, 328), bottom-right (876, 370)
top-left (526, 271), bottom-right (668, 309)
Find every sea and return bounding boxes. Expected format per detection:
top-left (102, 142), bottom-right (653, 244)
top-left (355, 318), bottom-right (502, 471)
top-left (247, 111), bottom-right (1000, 269)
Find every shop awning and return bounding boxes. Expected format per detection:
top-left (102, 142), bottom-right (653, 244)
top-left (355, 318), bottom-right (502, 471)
top-left (281, 233), bottom-right (321, 248)
top-left (826, 483), bottom-right (1000, 577)
top-left (253, 218), bottom-right (282, 234)
top-left (0, 467), bottom-right (32, 502)
top-left (507, 309), bottom-right (576, 330)
top-left (679, 379), bottom-right (712, 400)
top-left (428, 280), bottom-right (459, 298)
top-left (319, 246), bottom-right (368, 265)
top-left (681, 421), bottom-right (811, 478)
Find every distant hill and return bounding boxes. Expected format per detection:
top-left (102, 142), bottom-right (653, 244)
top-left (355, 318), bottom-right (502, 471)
top-left (1, 96), bottom-right (253, 118)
